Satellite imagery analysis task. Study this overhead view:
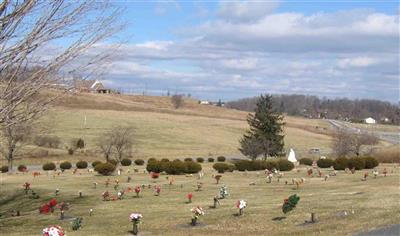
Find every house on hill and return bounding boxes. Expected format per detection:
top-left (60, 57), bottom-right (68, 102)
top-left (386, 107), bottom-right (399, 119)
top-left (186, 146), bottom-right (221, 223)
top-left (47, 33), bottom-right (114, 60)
top-left (73, 79), bottom-right (113, 94)
top-left (364, 117), bottom-right (376, 124)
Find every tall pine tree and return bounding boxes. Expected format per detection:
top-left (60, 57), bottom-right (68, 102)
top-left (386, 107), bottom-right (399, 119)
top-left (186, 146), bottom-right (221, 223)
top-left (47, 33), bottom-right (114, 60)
top-left (239, 94), bottom-right (285, 160)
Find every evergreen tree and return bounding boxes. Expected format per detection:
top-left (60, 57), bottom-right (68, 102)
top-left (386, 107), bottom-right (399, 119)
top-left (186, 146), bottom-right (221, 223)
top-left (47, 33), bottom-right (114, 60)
top-left (239, 94), bottom-right (285, 159)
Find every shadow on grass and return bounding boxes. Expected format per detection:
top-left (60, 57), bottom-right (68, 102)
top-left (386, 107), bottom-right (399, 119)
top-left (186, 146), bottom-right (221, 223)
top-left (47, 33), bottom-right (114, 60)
top-left (272, 216), bottom-right (286, 221)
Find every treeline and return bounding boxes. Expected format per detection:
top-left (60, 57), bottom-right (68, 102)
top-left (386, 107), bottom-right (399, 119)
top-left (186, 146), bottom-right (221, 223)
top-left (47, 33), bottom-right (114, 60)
top-left (226, 94), bottom-right (400, 125)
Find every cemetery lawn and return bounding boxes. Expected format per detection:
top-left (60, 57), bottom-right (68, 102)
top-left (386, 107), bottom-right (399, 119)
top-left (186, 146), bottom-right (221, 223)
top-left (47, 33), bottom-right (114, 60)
top-left (1, 163), bottom-right (399, 236)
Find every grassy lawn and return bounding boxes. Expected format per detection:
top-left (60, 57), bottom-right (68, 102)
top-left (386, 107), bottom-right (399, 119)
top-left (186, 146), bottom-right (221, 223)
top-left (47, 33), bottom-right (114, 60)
top-left (0, 163), bottom-right (399, 235)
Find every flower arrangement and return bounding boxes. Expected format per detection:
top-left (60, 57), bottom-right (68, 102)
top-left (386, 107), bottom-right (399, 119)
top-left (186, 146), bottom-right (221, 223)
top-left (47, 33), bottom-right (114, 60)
top-left (23, 182), bottom-right (31, 194)
top-left (39, 199), bottom-right (58, 214)
top-left (383, 168), bottom-right (387, 177)
top-left (282, 194), bottom-right (300, 214)
top-left (102, 191), bottom-right (110, 201)
top-left (42, 225), bottom-right (65, 236)
top-left (118, 190), bottom-right (125, 200)
top-left (129, 213), bottom-right (142, 235)
top-left (57, 201), bottom-right (69, 220)
top-left (266, 173), bottom-right (273, 183)
top-left (187, 193), bottom-right (193, 203)
top-left (373, 169), bottom-right (379, 178)
top-left (29, 190), bottom-right (40, 199)
top-left (219, 185), bottom-right (228, 199)
top-left (134, 186), bottom-right (141, 198)
top-left (236, 200), bottom-right (247, 215)
top-left (151, 172), bottom-right (160, 180)
top-left (307, 168), bottom-right (313, 177)
top-left (190, 206), bottom-right (204, 226)
top-left (154, 185), bottom-right (161, 196)
top-left (71, 217), bottom-right (82, 231)
top-left (362, 172), bottom-right (369, 181)
top-left (214, 175), bottom-right (222, 184)
top-left (196, 182), bottom-right (203, 191)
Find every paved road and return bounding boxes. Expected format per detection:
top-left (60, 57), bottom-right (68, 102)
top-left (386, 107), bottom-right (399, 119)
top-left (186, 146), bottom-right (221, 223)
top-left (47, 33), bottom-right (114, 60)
top-left (355, 224), bottom-right (400, 236)
top-left (328, 120), bottom-right (400, 144)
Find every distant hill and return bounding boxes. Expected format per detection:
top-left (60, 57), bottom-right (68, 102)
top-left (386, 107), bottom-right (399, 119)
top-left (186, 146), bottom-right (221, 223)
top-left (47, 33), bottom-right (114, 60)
top-left (226, 94), bottom-right (400, 125)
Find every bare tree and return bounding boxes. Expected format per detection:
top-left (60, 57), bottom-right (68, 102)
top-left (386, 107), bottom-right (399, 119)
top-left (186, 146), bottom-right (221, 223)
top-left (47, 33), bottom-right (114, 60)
top-left (171, 95), bottom-right (184, 109)
top-left (113, 126), bottom-right (134, 162)
top-left (97, 135), bottom-right (115, 163)
top-left (332, 129), bottom-right (379, 157)
top-left (0, 123), bottom-right (32, 171)
top-left (239, 135), bottom-right (263, 160)
top-left (0, 1), bottom-right (123, 127)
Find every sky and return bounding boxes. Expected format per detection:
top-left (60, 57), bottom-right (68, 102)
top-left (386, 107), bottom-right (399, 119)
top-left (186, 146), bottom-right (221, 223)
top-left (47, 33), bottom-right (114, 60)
top-left (96, 0), bottom-right (399, 102)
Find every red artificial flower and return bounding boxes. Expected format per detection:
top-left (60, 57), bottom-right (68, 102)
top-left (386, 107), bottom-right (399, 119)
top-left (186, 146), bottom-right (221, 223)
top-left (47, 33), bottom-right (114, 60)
top-left (187, 193), bottom-right (193, 200)
top-left (134, 186), bottom-right (141, 193)
top-left (151, 172), bottom-right (160, 179)
top-left (23, 182), bottom-right (31, 190)
top-left (49, 199), bottom-right (57, 207)
top-left (40, 204), bottom-right (51, 214)
top-left (284, 198), bottom-right (289, 204)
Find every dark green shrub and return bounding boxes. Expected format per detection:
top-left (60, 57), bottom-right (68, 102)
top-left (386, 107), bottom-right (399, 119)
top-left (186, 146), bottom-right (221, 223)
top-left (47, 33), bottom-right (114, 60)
top-left (217, 156), bottom-right (226, 162)
top-left (17, 164), bottom-right (27, 172)
top-left (60, 161), bottom-right (72, 170)
top-left (1, 166), bottom-right (9, 173)
top-left (208, 157), bottom-right (215, 162)
top-left (277, 159), bottom-right (295, 171)
top-left (164, 160), bottom-right (186, 174)
top-left (42, 162), bottom-right (56, 171)
top-left (108, 159), bottom-right (118, 166)
top-left (185, 161), bottom-right (202, 173)
top-left (299, 158), bottom-right (313, 166)
top-left (146, 160), bottom-right (163, 173)
top-left (94, 163), bottom-right (116, 176)
top-left (121, 158), bottom-right (132, 166)
top-left (76, 138), bottom-right (85, 149)
top-left (213, 163), bottom-right (230, 173)
top-left (265, 160), bottom-right (278, 171)
top-left (184, 158), bottom-right (193, 162)
top-left (317, 158), bottom-right (334, 168)
top-left (76, 161), bottom-right (88, 169)
top-left (161, 158), bottom-right (170, 162)
top-left (196, 157), bottom-right (204, 163)
top-left (333, 157), bottom-right (348, 170)
top-left (362, 156), bottom-right (379, 169)
top-left (227, 164), bottom-right (236, 172)
top-left (92, 161), bottom-right (101, 168)
top-left (348, 157), bottom-right (365, 170)
top-left (147, 158), bottom-right (157, 164)
top-left (134, 159), bottom-right (145, 165)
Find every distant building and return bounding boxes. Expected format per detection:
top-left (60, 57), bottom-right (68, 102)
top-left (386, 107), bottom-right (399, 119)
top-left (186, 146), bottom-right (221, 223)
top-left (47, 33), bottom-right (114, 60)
top-left (73, 79), bottom-right (113, 94)
top-left (199, 100), bottom-right (211, 105)
top-left (364, 117), bottom-right (376, 124)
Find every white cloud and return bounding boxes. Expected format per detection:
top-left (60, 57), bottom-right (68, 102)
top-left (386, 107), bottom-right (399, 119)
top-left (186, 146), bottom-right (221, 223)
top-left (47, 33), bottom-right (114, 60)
top-left (218, 0), bottom-right (280, 23)
top-left (337, 57), bottom-right (379, 68)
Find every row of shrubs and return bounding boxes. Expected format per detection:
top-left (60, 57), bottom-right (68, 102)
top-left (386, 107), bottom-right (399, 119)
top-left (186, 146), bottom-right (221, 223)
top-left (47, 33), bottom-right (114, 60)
top-left (183, 156), bottom-right (226, 163)
top-left (212, 159), bottom-right (295, 173)
top-left (146, 159), bottom-right (202, 175)
top-left (299, 156), bottom-right (379, 170)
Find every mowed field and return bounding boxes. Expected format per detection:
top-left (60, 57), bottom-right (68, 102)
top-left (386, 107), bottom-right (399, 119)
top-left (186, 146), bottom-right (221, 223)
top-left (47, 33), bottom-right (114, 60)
top-left (3, 93), bottom-right (342, 166)
top-left (1, 163), bottom-right (399, 236)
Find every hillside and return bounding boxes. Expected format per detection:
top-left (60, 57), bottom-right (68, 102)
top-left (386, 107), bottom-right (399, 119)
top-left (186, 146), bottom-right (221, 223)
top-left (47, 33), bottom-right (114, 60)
top-left (4, 92), bottom-right (392, 165)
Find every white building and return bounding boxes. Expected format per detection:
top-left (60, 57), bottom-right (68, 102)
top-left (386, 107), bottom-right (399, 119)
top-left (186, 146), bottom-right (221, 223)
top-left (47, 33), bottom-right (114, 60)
top-left (364, 117), bottom-right (376, 124)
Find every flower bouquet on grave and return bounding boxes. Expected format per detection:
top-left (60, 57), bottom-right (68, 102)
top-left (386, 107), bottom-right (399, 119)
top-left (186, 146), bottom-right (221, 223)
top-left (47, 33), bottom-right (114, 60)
top-left (373, 169), bottom-right (379, 178)
top-left (129, 213), bottom-right (142, 235)
top-left (23, 182), bottom-right (31, 194)
top-left (71, 217), bottom-right (83, 231)
top-left (42, 225), bottom-right (65, 236)
top-left (282, 194), bottom-right (300, 214)
top-left (151, 172), bottom-right (160, 181)
top-left (134, 186), bottom-right (141, 198)
top-left (56, 201), bottom-right (69, 220)
top-left (236, 200), bottom-right (247, 216)
top-left (383, 168), bottom-right (387, 177)
top-left (154, 185), bottom-right (161, 196)
top-left (118, 190), bottom-right (125, 200)
top-left (307, 168), bottom-right (313, 177)
top-left (39, 199), bottom-right (57, 214)
top-left (29, 190), bottom-right (40, 199)
top-left (187, 193), bottom-right (193, 203)
top-left (102, 191), bottom-right (110, 201)
top-left (219, 185), bottom-right (228, 199)
top-left (190, 206), bottom-right (204, 226)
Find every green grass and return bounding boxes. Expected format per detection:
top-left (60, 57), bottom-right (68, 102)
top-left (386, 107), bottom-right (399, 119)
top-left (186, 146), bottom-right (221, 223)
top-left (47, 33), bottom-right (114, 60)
top-left (0, 163), bottom-right (399, 235)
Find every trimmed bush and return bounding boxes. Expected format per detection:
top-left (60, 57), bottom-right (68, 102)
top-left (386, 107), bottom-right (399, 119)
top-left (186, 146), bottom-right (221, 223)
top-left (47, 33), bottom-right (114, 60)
top-left (277, 159), bottom-right (295, 171)
top-left (227, 164), bottom-right (236, 172)
top-left (299, 158), bottom-right (313, 166)
top-left (213, 163), bottom-right (230, 173)
top-left (92, 161), bottom-right (101, 168)
top-left (147, 158), bottom-right (157, 163)
top-left (146, 160), bottom-right (163, 173)
top-left (185, 161), bottom-right (202, 173)
top-left (265, 160), bottom-right (278, 171)
top-left (161, 158), bottom-right (170, 162)
top-left (184, 158), bottom-right (193, 162)
top-left (59, 161), bottom-right (72, 170)
top-left (362, 156), bottom-right (379, 169)
top-left (1, 166), bottom-right (9, 173)
top-left (208, 157), bottom-right (215, 162)
top-left (121, 158), bottom-right (132, 166)
top-left (94, 162), bottom-right (116, 176)
top-left (217, 156), bottom-right (226, 162)
top-left (108, 159), bottom-right (118, 166)
top-left (17, 164), bottom-right (27, 172)
top-left (348, 157), bottom-right (365, 170)
top-left (317, 158), bottom-right (334, 168)
top-left (76, 160), bottom-right (88, 169)
top-left (42, 162), bottom-right (56, 171)
top-left (196, 157), bottom-right (204, 163)
top-left (164, 160), bottom-right (186, 175)
top-left (333, 157), bottom-right (348, 170)
top-left (134, 159), bottom-right (145, 166)
top-left (234, 160), bottom-right (280, 172)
